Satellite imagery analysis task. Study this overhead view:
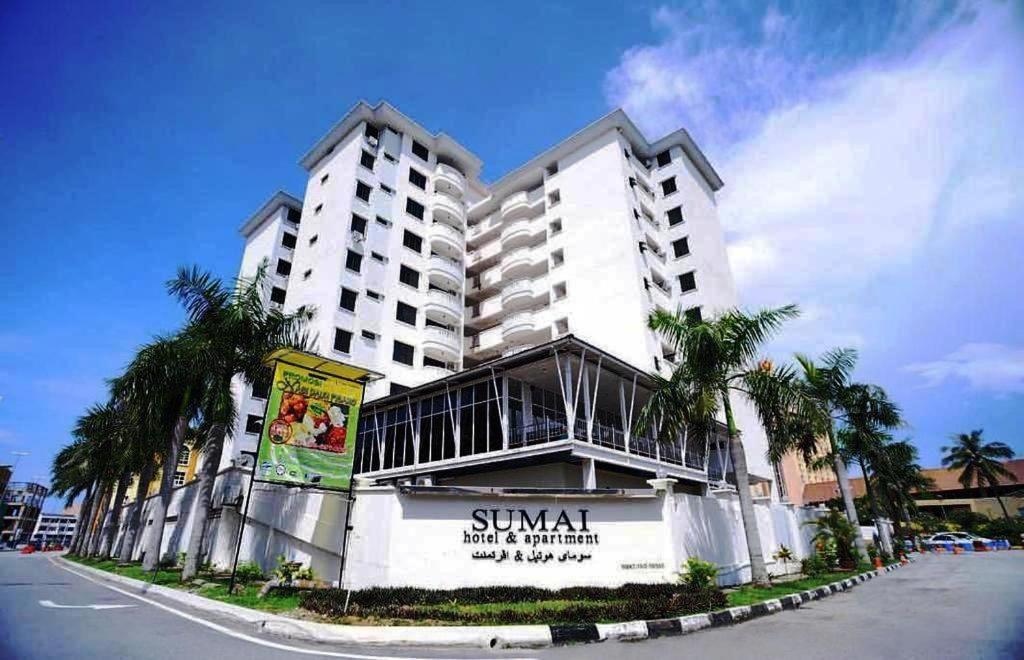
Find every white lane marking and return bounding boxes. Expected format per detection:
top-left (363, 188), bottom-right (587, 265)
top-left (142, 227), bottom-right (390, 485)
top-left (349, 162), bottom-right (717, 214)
top-left (50, 558), bottom-right (536, 660)
top-left (40, 599), bottom-right (135, 610)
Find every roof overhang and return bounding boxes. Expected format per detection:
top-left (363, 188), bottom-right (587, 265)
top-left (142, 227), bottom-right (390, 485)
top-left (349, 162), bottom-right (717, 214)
top-left (238, 190), bottom-right (302, 237)
top-left (264, 348), bottom-right (384, 384)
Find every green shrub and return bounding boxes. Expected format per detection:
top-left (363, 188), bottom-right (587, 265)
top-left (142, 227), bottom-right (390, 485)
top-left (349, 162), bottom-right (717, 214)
top-left (979, 517), bottom-right (1024, 542)
top-left (272, 555), bottom-right (314, 582)
top-left (234, 561), bottom-right (265, 584)
top-left (801, 553), bottom-right (829, 577)
top-left (299, 583), bottom-right (726, 623)
top-left (678, 557), bottom-right (719, 589)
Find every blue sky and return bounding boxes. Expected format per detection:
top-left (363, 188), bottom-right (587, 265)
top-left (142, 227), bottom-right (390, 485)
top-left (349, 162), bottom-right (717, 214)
top-left (1, 1), bottom-right (1022, 501)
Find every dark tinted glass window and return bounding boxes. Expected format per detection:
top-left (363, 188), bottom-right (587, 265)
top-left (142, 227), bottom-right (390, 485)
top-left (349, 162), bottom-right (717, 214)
top-left (685, 306), bottom-right (702, 323)
top-left (339, 287), bottom-right (358, 312)
top-left (364, 123), bottom-right (379, 140)
top-left (281, 232), bottom-right (296, 249)
top-left (678, 271), bottom-right (696, 293)
top-left (393, 340), bottom-right (415, 365)
top-left (399, 265), bottom-right (420, 289)
top-left (396, 301), bottom-right (417, 325)
top-left (360, 150), bottom-right (375, 170)
top-left (245, 415), bottom-right (263, 434)
top-left (656, 150), bottom-right (672, 167)
top-left (411, 140), bottom-right (429, 161)
top-left (672, 237), bottom-right (690, 258)
top-left (334, 328), bottom-right (353, 353)
top-left (356, 181), bottom-right (372, 202)
top-left (667, 206), bottom-right (684, 226)
top-left (351, 213), bottom-right (368, 234)
top-left (275, 259), bottom-right (291, 276)
top-left (405, 197), bottom-right (425, 219)
top-left (250, 369), bottom-right (272, 399)
top-left (408, 168), bottom-right (427, 190)
top-left (270, 287), bottom-right (286, 304)
top-left (345, 250), bottom-right (362, 272)
top-left (660, 177), bottom-right (678, 196)
top-left (403, 230), bottom-right (423, 254)
top-left (286, 208), bottom-right (301, 224)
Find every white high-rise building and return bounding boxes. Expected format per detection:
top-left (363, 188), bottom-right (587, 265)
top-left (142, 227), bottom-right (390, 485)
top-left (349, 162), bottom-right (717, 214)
top-left (222, 101), bottom-right (773, 489)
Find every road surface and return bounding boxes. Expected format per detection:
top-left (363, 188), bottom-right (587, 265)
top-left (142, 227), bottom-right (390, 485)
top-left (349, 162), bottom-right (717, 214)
top-left (1, 551), bottom-right (1021, 659)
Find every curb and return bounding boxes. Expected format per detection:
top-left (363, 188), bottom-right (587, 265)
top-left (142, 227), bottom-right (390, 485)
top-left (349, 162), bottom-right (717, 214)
top-left (57, 556), bottom-right (912, 648)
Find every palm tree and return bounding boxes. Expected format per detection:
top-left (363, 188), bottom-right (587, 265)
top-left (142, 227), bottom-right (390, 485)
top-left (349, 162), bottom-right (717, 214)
top-left (169, 262), bottom-right (313, 581)
top-left (872, 439), bottom-right (933, 538)
top-left (942, 430), bottom-right (1017, 519)
top-left (50, 440), bottom-right (95, 554)
top-left (69, 401), bottom-right (126, 556)
top-left (640, 304), bottom-right (800, 586)
top-left (115, 332), bottom-right (206, 571)
top-left (791, 350), bottom-right (901, 558)
top-left (803, 508), bottom-right (858, 568)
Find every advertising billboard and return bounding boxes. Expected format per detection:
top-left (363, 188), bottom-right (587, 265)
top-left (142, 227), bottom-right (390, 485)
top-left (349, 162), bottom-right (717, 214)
top-left (255, 360), bottom-right (364, 491)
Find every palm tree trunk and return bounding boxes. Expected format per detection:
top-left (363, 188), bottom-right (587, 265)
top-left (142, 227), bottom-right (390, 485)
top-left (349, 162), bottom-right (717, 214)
top-left (182, 426), bottom-right (226, 581)
top-left (722, 394), bottom-right (769, 586)
top-left (828, 427), bottom-right (868, 559)
top-left (119, 459), bottom-right (154, 561)
top-left (142, 416), bottom-right (187, 572)
top-left (858, 458), bottom-right (892, 556)
top-left (70, 484), bottom-right (95, 555)
top-left (98, 471), bottom-right (131, 558)
top-left (85, 484), bottom-right (110, 556)
top-left (994, 492), bottom-right (1011, 519)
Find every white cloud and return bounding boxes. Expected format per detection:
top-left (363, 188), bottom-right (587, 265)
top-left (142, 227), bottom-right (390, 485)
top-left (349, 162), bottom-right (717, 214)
top-left (905, 343), bottom-right (1024, 394)
top-left (605, 1), bottom-right (1024, 352)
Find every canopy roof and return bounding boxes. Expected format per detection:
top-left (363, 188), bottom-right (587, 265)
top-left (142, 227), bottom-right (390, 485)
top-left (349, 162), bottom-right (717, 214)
top-left (264, 348), bottom-right (384, 383)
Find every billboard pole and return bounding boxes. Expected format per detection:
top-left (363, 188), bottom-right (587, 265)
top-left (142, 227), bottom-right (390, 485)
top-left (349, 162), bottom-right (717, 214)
top-left (336, 379), bottom-right (369, 592)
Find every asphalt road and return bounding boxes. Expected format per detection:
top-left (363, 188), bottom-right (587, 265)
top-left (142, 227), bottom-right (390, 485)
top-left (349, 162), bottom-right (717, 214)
top-left (0, 551), bottom-right (1021, 659)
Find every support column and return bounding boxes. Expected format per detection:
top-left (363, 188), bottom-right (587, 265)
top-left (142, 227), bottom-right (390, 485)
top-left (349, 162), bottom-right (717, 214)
top-left (582, 458), bottom-right (597, 490)
top-left (648, 478), bottom-right (680, 581)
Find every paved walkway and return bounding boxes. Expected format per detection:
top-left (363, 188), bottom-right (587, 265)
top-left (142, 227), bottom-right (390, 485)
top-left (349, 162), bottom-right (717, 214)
top-left (1, 551), bottom-right (1021, 659)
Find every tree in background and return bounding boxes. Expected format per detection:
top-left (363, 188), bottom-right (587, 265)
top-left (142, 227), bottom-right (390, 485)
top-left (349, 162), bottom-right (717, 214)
top-left (942, 430), bottom-right (1017, 519)
top-left (640, 304), bottom-right (801, 586)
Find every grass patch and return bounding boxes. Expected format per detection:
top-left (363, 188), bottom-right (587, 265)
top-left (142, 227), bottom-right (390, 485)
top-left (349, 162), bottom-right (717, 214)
top-left (727, 564), bottom-right (874, 607)
top-left (63, 555), bottom-right (300, 613)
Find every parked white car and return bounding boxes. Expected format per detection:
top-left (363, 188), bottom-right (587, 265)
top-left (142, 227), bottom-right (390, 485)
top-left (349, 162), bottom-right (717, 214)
top-left (923, 532), bottom-right (993, 547)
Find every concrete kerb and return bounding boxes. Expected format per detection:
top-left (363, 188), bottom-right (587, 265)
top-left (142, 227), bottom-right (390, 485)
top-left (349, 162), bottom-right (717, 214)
top-left (57, 556), bottom-right (914, 648)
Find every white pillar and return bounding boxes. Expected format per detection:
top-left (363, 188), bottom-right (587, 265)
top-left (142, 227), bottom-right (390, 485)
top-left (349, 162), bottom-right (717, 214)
top-left (582, 458), bottom-right (597, 490)
top-left (648, 478), bottom-right (680, 581)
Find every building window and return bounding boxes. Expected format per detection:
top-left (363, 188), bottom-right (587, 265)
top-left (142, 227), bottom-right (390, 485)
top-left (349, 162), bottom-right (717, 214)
top-left (251, 370), bottom-right (272, 399)
top-left (411, 140), bottom-right (429, 161)
top-left (314, 203), bottom-right (323, 215)
top-left (281, 232), bottom-right (297, 249)
top-left (361, 330), bottom-right (377, 342)
top-left (302, 269), bottom-right (313, 280)
top-left (553, 282), bottom-right (567, 300)
top-left (672, 236), bottom-right (690, 258)
top-left (685, 306), bottom-right (702, 323)
top-left (548, 190), bottom-right (561, 206)
top-left (405, 197), bottom-right (425, 220)
top-left (551, 249), bottom-right (565, 268)
top-left (366, 289), bottom-right (383, 301)
top-left (334, 328), bottom-right (353, 353)
top-left (656, 150), bottom-right (672, 167)
top-left (546, 162), bottom-right (559, 176)
top-left (403, 230), bottom-right (423, 254)
top-left (678, 271), bottom-right (696, 293)
top-left (270, 287), bottom-right (286, 305)
top-left (173, 471), bottom-right (186, 487)
top-left (364, 123), bottom-right (379, 140)
top-left (308, 234), bottom-right (318, 246)
top-left (276, 259), bottom-right (292, 277)
top-left (380, 183), bottom-right (395, 196)
top-left (345, 250), bottom-right (363, 273)
top-left (408, 168), bottom-right (427, 190)
top-left (339, 287), bottom-right (358, 312)
top-left (286, 208), bottom-right (301, 224)
top-left (320, 173), bottom-right (329, 185)
top-left (360, 150), bottom-right (376, 170)
top-left (383, 153), bottom-right (398, 164)
top-left (351, 213), bottom-right (368, 235)
top-left (396, 301), bottom-right (417, 325)
top-left (393, 340), bottom-right (415, 365)
top-left (399, 265), bottom-right (420, 289)
top-left (555, 318), bottom-right (569, 335)
top-left (245, 415), bottom-right (263, 435)
top-left (356, 181), bottom-right (372, 202)
top-left (660, 177), bottom-right (678, 196)
top-left (371, 251), bottom-right (386, 263)
top-left (667, 206), bottom-right (684, 226)
top-left (178, 445), bottom-right (191, 466)
top-left (375, 215), bottom-right (391, 228)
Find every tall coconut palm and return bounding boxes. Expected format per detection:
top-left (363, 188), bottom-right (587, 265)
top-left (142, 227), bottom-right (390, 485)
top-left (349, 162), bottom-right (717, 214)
top-left (640, 304), bottom-right (800, 586)
top-left (115, 332), bottom-right (205, 571)
top-left (791, 351), bottom-right (901, 558)
top-left (169, 262), bottom-right (314, 581)
top-left (50, 440), bottom-right (95, 554)
top-left (69, 401), bottom-right (126, 556)
top-left (942, 430), bottom-right (1017, 519)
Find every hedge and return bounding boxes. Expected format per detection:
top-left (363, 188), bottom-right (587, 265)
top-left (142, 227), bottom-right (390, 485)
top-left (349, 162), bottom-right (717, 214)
top-left (299, 583), bottom-right (726, 624)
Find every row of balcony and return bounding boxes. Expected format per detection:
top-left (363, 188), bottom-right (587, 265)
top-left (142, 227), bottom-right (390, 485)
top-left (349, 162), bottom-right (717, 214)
top-left (433, 163), bottom-right (465, 200)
